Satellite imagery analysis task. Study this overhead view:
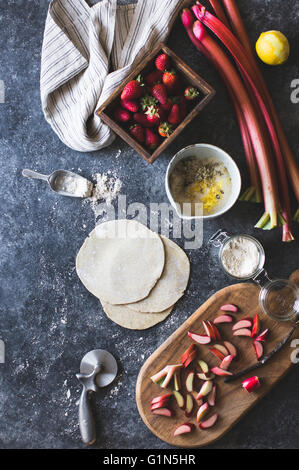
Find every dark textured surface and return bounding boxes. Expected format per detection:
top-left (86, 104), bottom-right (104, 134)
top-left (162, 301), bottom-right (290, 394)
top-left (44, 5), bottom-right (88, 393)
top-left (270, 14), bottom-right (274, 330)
top-left (0, 0), bottom-right (298, 449)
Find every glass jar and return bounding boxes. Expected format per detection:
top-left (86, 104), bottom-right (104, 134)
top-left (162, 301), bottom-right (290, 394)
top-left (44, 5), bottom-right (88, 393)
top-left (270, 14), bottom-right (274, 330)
top-left (209, 229), bottom-right (299, 323)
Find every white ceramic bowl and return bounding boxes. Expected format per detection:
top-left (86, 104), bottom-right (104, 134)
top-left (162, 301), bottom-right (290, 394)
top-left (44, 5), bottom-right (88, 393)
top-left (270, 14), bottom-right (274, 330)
top-left (165, 144), bottom-right (242, 220)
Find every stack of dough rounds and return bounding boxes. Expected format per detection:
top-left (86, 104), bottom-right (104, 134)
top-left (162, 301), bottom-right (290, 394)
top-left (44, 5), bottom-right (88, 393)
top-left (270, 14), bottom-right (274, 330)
top-left (76, 219), bottom-right (190, 330)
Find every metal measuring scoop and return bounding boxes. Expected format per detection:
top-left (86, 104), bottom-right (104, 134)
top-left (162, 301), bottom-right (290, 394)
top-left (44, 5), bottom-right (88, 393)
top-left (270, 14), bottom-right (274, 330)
top-left (22, 169), bottom-right (93, 198)
top-left (76, 349), bottom-right (118, 446)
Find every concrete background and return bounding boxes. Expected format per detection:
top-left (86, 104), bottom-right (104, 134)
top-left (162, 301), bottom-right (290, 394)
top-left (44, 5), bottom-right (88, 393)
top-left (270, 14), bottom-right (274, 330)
top-left (0, 0), bottom-right (298, 449)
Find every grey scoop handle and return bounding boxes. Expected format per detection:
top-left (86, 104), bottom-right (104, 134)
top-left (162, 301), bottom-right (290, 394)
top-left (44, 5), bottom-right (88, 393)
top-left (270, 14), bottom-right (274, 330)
top-left (22, 169), bottom-right (49, 182)
top-left (77, 383), bottom-right (96, 446)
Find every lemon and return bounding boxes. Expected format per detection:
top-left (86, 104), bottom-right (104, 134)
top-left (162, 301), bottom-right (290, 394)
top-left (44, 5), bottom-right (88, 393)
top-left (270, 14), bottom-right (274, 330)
top-left (256, 30), bottom-right (290, 65)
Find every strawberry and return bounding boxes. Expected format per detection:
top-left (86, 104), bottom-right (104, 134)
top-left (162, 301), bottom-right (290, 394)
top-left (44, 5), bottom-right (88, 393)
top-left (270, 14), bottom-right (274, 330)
top-left (168, 104), bottom-right (181, 125)
top-left (158, 122), bottom-right (173, 138)
top-left (145, 70), bottom-right (163, 87)
top-left (133, 112), bottom-right (155, 128)
top-left (179, 96), bottom-right (189, 118)
top-left (130, 124), bottom-right (145, 143)
top-left (114, 107), bottom-right (131, 123)
top-left (160, 98), bottom-right (173, 112)
top-left (121, 79), bottom-right (143, 100)
top-left (140, 94), bottom-right (158, 112)
top-left (162, 70), bottom-right (181, 94)
top-left (184, 86), bottom-right (200, 100)
top-left (155, 53), bottom-right (171, 71)
top-left (121, 99), bottom-right (139, 113)
top-left (145, 105), bottom-right (161, 126)
top-left (152, 84), bottom-right (168, 105)
top-left (156, 105), bottom-right (167, 121)
top-left (172, 96), bottom-right (189, 119)
top-left (145, 128), bottom-right (160, 150)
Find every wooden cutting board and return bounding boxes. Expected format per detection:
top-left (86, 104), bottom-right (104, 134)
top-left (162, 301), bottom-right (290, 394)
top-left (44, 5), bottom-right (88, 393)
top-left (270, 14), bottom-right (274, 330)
top-left (136, 270), bottom-right (299, 448)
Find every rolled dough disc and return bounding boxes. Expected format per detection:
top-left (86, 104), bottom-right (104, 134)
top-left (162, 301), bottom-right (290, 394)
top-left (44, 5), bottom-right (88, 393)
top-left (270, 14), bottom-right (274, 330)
top-left (76, 219), bottom-right (165, 305)
top-left (126, 236), bottom-right (190, 313)
top-left (101, 301), bottom-right (173, 330)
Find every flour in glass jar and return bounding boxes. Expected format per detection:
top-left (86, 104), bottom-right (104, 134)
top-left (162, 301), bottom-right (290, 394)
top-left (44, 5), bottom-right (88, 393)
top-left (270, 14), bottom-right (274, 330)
top-left (221, 236), bottom-right (261, 278)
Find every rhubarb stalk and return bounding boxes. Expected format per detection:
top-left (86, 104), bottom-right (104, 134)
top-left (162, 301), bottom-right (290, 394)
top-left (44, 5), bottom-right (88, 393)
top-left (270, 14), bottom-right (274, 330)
top-left (192, 19), bottom-right (280, 228)
top-left (208, 0), bottom-right (230, 28)
top-left (222, 0), bottom-right (299, 219)
top-left (226, 77), bottom-right (262, 203)
top-left (221, 0), bottom-right (297, 235)
top-left (181, 8), bottom-right (261, 203)
top-left (208, 2), bottom-right (261, 202)
top-left (192, 4), bottom-right (294, 239)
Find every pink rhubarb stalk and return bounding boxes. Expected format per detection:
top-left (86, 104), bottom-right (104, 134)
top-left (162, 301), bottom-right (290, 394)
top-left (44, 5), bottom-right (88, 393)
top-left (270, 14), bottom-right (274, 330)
top-left (232, 96), bottom-right (262, 203)
top-left (192, 4), bottom-right (293, 239)
top-left (221, 0), bottom-right (299, 221)
top-left (192, 19), bottom-right (281, 229)
top-left (182, 8), bottom-right (261, 203)
top-left (208, 0), bottom-right (230, 28)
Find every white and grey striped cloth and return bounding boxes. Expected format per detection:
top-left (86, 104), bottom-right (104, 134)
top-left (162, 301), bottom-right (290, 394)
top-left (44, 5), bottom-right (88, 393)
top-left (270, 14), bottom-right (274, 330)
top-left (40, 0), bottom-right (187, 152)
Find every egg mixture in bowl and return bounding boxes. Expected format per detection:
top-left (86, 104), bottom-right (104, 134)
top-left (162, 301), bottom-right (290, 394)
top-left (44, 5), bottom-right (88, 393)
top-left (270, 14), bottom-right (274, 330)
top-left (165, 144), bottom-right (241, 220)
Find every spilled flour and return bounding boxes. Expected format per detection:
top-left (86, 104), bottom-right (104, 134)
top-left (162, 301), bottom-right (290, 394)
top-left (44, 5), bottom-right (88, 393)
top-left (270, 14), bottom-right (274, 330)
top-left (91, 172), bottom-right (122, 205)
top-left (83, 170), bottom-right (122, 224)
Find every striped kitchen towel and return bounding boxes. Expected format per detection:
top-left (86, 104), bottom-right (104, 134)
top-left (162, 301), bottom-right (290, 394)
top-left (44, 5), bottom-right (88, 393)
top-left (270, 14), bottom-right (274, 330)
top-left (40, 0), bottom-right (187, 152)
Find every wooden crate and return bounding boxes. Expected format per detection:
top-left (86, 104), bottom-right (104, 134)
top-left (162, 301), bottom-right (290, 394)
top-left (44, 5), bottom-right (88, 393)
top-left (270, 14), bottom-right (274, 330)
top-left (96, 43), bottom-right (215, 164)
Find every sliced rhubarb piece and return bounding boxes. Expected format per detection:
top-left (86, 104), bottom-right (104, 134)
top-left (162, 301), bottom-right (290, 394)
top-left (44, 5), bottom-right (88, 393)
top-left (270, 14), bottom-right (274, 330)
top-left (174, 370), bottom-right (181, 391)
top-left (151, 364), bottom-right (182, 388)
top-left (186, 370), bottom-right (195, 393)
top-left (198, 359), bottom-right (209, 374)
top-left (181, 343), bottom-right (197, 365)
top-left (213, 344), bottom-right (229, 356)
top-left (255, 328), bottom-right (269, 342)
top-left (213, 314), bottom-right (234, 324)
top-left (209, 347), bottom-right (225, 361)
top-left (242, 376), bottom-right (261, 393)
top-left (197, 372), bottom-right (215, 381)
top-left (196, 380), bottom-right (213, 400)
top-left (173, 422), bottom-right (195, 436)
top-left (151, 394), bottom-right (172, 405)
top-left (199, 413), bottom-right (218, 429)
top-left (219, 354), bottom-right (234, 371)
top-left (173, 390), bottom-right (185, 409)
top-left (156, 378), bottom-right (165, 387)
top-left (185, 393), bottom-right (194, 417)
top-left (232, 318), bottom-right (252, 330)
top-left (253, 340), bottom-right (263, 360)
top-left (251, 314), bottom-right (260, 338)
top-left (152, 407), bottom-right (173, 417)
top-left (233, 328), bottom-right (252, 337)
top-left (220, 303), bottom-right (239, 312)
top-left (183, 349), bottom-right (197, 368)
top-left (150, 367), bottom-right (168, 384)
top-left (196, 402), bottom-right (209, 424)
top-left (193, 396), bottom-right (203, 407)
top-left (211, 366), bottom-right (233, 377)
top-left (161, 365), bottom-right (183, 389)
top-left (151, 401), bottom-right (170, 411)
top-left (207, 384), bottom-right (217, 407)
top-left (223, 341), bottom-right (238, 358)
top-left (188, 331), bottom-right (211, 345)
top-left (210, 321), bottom-right (221, 340)
top-left (203, 320), bottom-right (216, 340)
